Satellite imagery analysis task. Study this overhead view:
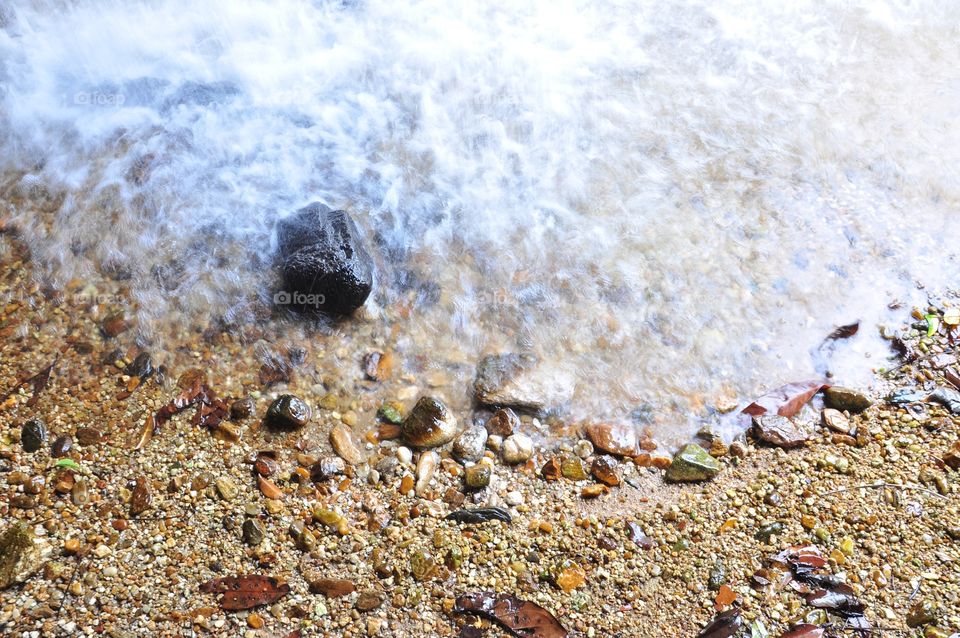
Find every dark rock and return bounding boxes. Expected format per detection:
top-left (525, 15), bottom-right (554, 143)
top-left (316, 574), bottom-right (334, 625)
top-left (21, 420), bottom-right (47, 453)
top-left (752, 415), bottom-right (811, 448)
top-left (354, 590), bottom-right (384, 612)
top-left (124, 353), bottom-right (154, 380)
top-left (664, 444), bottom-right (720, 482)
top-left (265, 395), bottom-right (311, 430)
top-left (50, 435), bottom-right (73, 458)
top-left (230, 397), bottom-right (255, 420)
top-left (823, 387), bottom-right (872, 414)
top-left (242, 519), bottom-right (266, 546)
top-left (75, 427), bottom-right (103, 446)
top-left (275, 203), bottom-right (373, 315)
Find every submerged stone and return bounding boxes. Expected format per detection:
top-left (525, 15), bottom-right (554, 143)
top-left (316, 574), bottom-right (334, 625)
top-left (664, 443), bottom-right (720, 482)
top-left (275, 203), bottom-right (373, 315)
top-left (474, 353), bottom-right (575, 412)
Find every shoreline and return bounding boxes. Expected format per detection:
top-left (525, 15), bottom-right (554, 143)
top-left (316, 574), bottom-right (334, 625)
top-left (1, 238), bottom-right (959, 637)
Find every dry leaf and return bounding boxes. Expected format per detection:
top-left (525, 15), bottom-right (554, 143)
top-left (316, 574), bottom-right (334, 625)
top-left (742, 381), bottom-right (828, 418)
top-left (454, 592), bottom-right (567, 638)
top-left (199, 574), bottom-right (290, 611)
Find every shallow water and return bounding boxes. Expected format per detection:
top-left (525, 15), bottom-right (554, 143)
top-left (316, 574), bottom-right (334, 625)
top-left (1, 0), bottom-right (959, 443)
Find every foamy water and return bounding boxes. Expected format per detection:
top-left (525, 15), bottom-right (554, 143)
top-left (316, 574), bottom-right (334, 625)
top-left (2, 0), bottom-right (959, 442)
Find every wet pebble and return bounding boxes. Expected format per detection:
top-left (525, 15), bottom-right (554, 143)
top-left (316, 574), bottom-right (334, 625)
top-left (330, 423), bottom-right (365, 465)
top-left (823, 386), bottom-right (873, 414)
top-left (485, 408), bottom-right (519, 437)
top-left (464, 464), bottom-right (491, 490)
top-left (215, 477), bottom-right (238, 502)
top-left (415, 451), bottom-right (439, 496)
top-left (402, 396), bottom-right (459, 448)
top-left (265, 394), bottom-right (311, 430)
top-left (590, 456), bottom-right (620, 486)
top-left (130, 477), bottom-right (152, 516)
top-left (242, 519), bottom-right (266, 546)
top-left (51, 434), bottom-right (73, 458)
top-left (230, 397), bottom-right (254, 420)
top-left (751, 415), bottom-right (811, 449)
top-left (20, 419), bottom-right (47, 453)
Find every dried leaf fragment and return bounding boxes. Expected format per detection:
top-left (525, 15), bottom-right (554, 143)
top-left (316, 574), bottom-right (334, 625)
top-left (199, 574), bottom-right (290, 611)
top-left (454, 592), bottom-right (567, 638)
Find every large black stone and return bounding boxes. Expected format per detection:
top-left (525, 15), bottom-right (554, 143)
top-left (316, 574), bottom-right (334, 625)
top-left (276, 203), bottom-right (373, 315)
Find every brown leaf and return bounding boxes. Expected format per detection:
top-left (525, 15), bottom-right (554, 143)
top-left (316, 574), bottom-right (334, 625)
top-left (130, 476), bottom-right (152, 516)
top-left (824, 322), bottom-right (859, 341)
top-left (742, 381), bottom-right (828, 418)
top-left (696, 608), bottom-right (742, 638)
top-left (780, 625), bottom-right (824, 638)
top-left (2, 357), bottom-right (59, 407)
top-left (454, 592), bottom-right (567, 638)
top-left (199, 574), bottom-right (290, 611)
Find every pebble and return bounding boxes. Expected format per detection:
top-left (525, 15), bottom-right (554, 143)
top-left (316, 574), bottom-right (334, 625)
top-left (502, 433), bottom-right (533, 464)
top-left (264, 394), bottom-right (311, 430)
top-left (751, 415), bottom-right (811, 448)
top-left (401, 396), bottom-right (459, 448)
top-left (355, 590), bottom-right (384, 612)
top-left (242, 518), bottom-right (266, 546)
top-left (590, 456), bottom-right (620, 486)
top-left (452, 426), bottom-right (487, 463)
top-left (821, 408), bottom-right (853, 434)
top-left (823, 386), bottom-right (873, 414)
top-left (20, 419), bottom-right (47, 453)
top-left (415, 451), bottom-right (439, 496)
top-left (561, 456), bottom-right (589, 481)
top-left (330, 423), bottom-right (366, 465)
top-left (50, 434), bottom-right (73, 458)
top-left (464, 464), bottom-right (491, 490)
top-left (664, 443), bottom-right (721, 482)
top-left (485, 408), bottom-right (519, 437)
top-left (215, 477), bottom-right (238, 502)
top-left (585, 422), bottom-right (640, 456)
top-left (505, 490), bottom-right (524, 506)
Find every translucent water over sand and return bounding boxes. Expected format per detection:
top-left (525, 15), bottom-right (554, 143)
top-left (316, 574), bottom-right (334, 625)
top-left (2, 0), bottom-right (959, 442)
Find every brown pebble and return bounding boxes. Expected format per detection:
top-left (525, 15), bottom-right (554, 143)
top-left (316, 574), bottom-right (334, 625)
top-left (23, 475), bottom-right (45, 495)
top-left (254, 456), bottom-right (278, 477)
top-left (590, 456), bottom-right (621, 487)
top-left (399, 475), bottom-right (415, 496)
top-left (230, 397), bottom-right (254, 420)
top-left (75, 427), bottom-right (103, 446)
top-left (130, 476), bottom-right (152, 515)
top-left (540, 457), bottom-right (562, 481)
top-left (330, 423), bottom-right (366, 465)
top-left (51, 434), bottom-right (73, 458)
top-left (308, 577), bottom-right (357, 597)
top-left (100, 311), bottom-right (130, 338)
top-left (355, 590), bottom-right (384, 612)
top-left (247, 613), bottom-right (264, 629)
top-left (258, 475), bottom-right (285, 500)
top-left (581, 484), bottom-right (609, 499)
top-left (486, 408), bottom-right (520, 437)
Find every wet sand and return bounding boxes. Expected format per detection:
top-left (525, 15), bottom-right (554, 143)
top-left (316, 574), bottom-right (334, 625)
top-left (1, 233), bottom-right (959, 637)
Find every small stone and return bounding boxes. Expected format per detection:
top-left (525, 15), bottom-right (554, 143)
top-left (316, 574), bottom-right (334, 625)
top-left (581, 484), bottom-right (609, 499)
top-left (561, 456), bottom-right (589, 481)
top-left (254, 455), bottom-right (278, 477)
top-left (310, 457), bottom-right (346, 482)
top-left (130, 477), bottom-right (152, 516)
top-left (485, 408), bottom-right (519, 437)
top-left (330, 423), bottom-right (366, 465)
top-left (584, 423), bottom-right (640, 456)
top-left (590, 456), bottom-right (620, 486)
top-left (474, 353), bottom-right (575, 411)
top-left (71, 479), bottom-right (89, 506)
top-left (823, 386), bottom-right (872, 414)
top-left (573, 439), bottom-right (594, 459)
top-left (215, 477), bottom-right (238, 502)
top-left (265, 395), bottom-right (311, 430)
top-left (752, 415), bottom-right (811, 448)
top-left (308, 577), bottom-right (356, 597)
top-left (242, 519), bottom-right (266, 546)
top-left (0, 523), bottom-right (51, 589)
top-left (502, 433), bottom-right (534, 464)
top-left (505, 491), bottom-right (524, 506)
top-left (74, 427), bottom-right (102, 447)
top-left (452, 426), bottom-right (487, 463)
top-left (464, 465), bottom-right (491, 490)
top-left (415, 451), bottom-right (439, 496)
top-left (377, 404), bottom-right (403, 425)
top-left (20, 419), bottom-right (47, 453)
top-left (553, 560), bottom-right (586, 592)
top-left (247, 613), bottom-right (264, 629)
top-left (540, 457), bottom-right (562, 481)
top-left (230, 397), bottom-right (255, 420)
top-left (907, 601), bottom-right (938, 627)
top-left (50, 434), bottom-right (73, 458)
top-left (355, 590), bottom-right (384, 612)
top-left (257, 475), bottom-right (284, 500)
top-left (100, 311), bottom-right (129, 338)
top-left (401, 396), bottom-right (459, 448)
top-left (23, 476), bottom-right (44, 495)
top-left (821, 408), bottom-right (852, 434)
top-left (64, 539), bottom-right (81, 555)
top-left (399, 474), bottom-right (415, 496)
top-left (664, 444), bottom-right (721, 482)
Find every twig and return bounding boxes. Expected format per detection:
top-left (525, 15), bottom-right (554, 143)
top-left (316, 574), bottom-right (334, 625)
top-left (820, 481), bottom-right (947, 500)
